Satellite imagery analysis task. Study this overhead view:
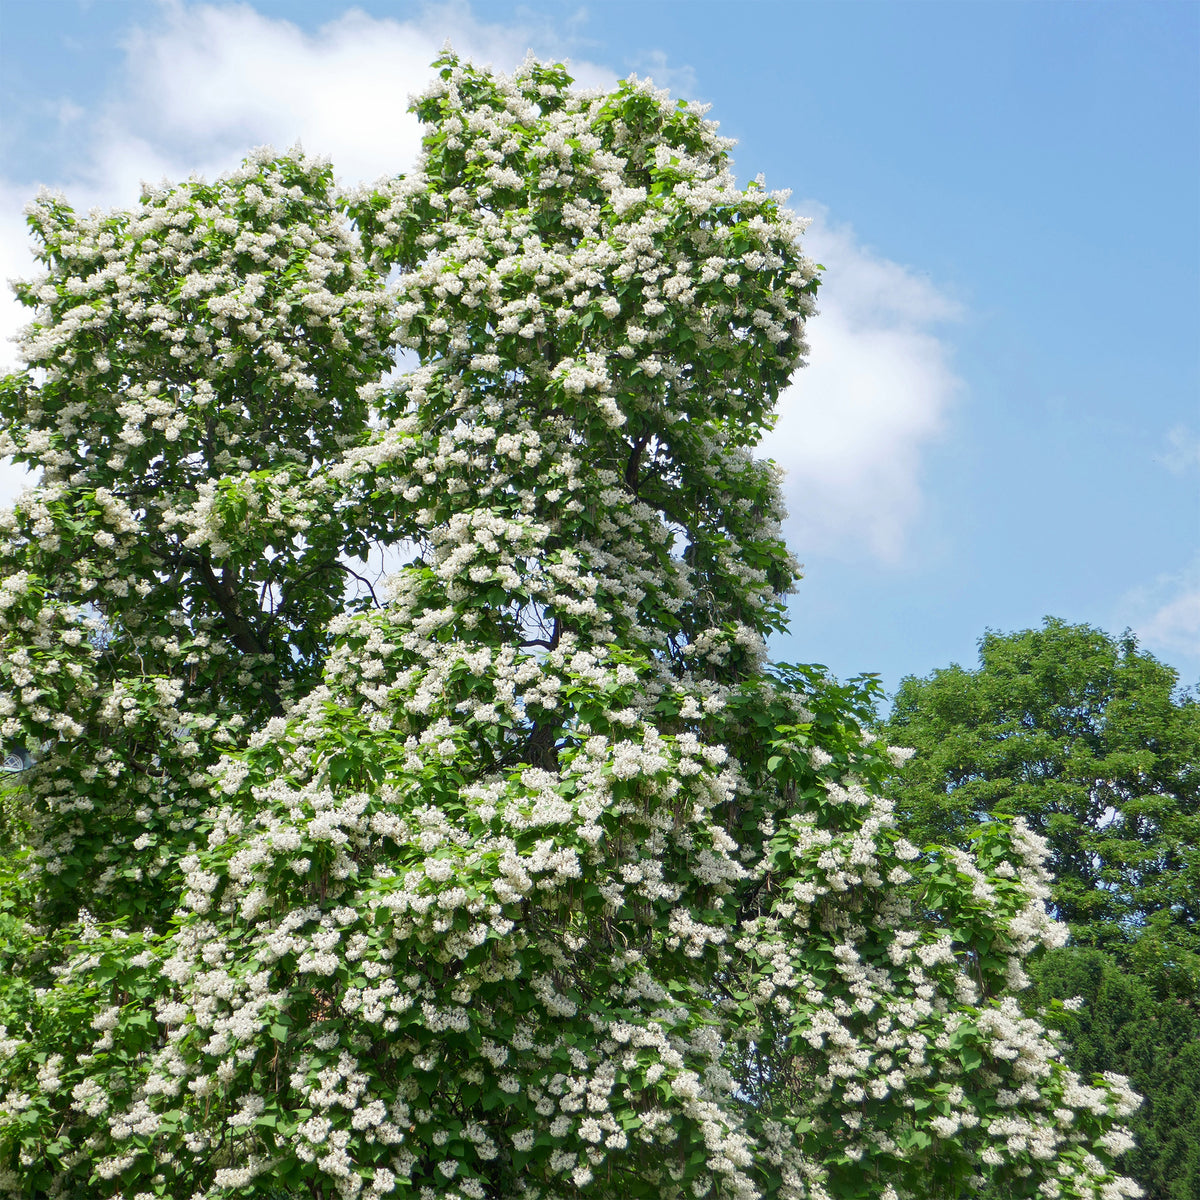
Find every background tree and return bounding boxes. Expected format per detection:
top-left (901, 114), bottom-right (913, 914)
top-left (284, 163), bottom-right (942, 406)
top-left (884, 618), bottom-right (1200, 970)
top-left (0, 57), bottom-right (1142, 1200)
top-left (1033, 950), bottom-right (1200, 1200)
top-left (883, 618), bottom-right (1200, 1199)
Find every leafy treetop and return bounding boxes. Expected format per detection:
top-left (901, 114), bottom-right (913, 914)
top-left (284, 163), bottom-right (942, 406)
top-left (884, 618), bottom-right (1200, 992)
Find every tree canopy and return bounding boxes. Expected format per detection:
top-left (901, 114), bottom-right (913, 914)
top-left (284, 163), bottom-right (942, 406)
top-left (0, 56), bottom-right (1143, 1200)
top-left (883, 619), bottom-right (1200, 1200)
top-left (883, 618), bottom-right (1200, 985)
top-left (1031, 949), bottom-right (1200, 1200)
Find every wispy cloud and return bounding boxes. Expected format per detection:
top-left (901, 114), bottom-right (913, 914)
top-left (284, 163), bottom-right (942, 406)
top-left (765, 210), bottom-right (962, 563)
top-left (623, 49), bottom-right (701, 101)
top-left (1142, 587), bottom-right (1200, 661)
top-left (1161, 425), bottom-right (1200, 474)
top-left (1122, 558), bottom-right (1200, 670)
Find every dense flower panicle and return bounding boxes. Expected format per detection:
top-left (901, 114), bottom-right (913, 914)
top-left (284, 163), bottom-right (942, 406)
top-left (0, 52), bottom-right (1141, 1200)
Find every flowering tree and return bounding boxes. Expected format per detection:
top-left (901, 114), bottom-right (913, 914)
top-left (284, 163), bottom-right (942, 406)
top-left (0, 54), bottom-right (1141, 1200)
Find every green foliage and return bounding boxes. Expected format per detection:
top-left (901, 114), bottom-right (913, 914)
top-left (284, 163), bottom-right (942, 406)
top-left (883, 618), bottom-right (1200, 1198)
top-left (0, 57), bottom-right (1145, 1200)
top-left (884, 617), bottom-right (1200, 977)
top-left (1033, 950), bottom-right (1200, 1200)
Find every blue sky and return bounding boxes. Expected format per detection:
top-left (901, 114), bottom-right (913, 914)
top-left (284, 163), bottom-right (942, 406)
top-left (1, 0), bottom-right (1197, 697)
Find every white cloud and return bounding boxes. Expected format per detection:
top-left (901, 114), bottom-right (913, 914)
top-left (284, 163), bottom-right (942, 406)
top-left (623, 49), bottom-right (701, 101)
top-left (1, 180), bottom-right (39, 369)
top-left (0, 461), bottom-right (35, 510)
top-left (114, 4), bottom-right (533, 185)
top-left (1161, 425), bottom-right (1200, 473)
top-left (764, 210), bottom-right (962, 562)
top-left (102, 1), bottom-right (617, 187)
top-left (1142, 587), bottom-right (1200, 659)
top-left (1125, 560), bottom-right (1200, 665)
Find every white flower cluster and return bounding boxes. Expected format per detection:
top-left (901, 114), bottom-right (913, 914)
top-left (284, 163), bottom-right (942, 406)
top-left (0, 51), bottom-right (1142, 1200)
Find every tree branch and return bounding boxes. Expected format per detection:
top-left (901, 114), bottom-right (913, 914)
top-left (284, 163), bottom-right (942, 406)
top-left (625, 432), bottom-right (651, 496)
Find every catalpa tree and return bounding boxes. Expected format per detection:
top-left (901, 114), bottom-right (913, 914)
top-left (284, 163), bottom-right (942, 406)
top-left (0, 54), bottom-right (1141, 1200)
